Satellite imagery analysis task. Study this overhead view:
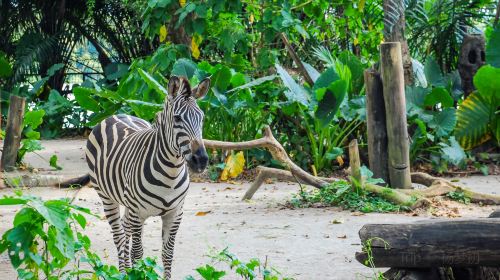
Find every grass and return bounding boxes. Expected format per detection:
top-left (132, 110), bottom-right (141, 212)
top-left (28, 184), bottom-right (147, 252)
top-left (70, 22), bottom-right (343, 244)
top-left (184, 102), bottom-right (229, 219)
top-left (289, 180), bottom-right (409, 213)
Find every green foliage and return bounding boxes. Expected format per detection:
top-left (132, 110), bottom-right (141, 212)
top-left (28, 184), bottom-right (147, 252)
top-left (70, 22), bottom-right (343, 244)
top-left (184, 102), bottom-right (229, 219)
top-left (447, 190), bottom-right (471, 204)
top-left (0, 192), bottom-right (163, 280)
top-left (290, 180), bottom-right (405, 213)
top-left (186, 248), bottom-right (291, 280)
top-left (406, 59), bottom-right (466, 171)
top-left (407, 0), bottom-right (496, 72)
top-left (455, 28), bottom-right (500, 150)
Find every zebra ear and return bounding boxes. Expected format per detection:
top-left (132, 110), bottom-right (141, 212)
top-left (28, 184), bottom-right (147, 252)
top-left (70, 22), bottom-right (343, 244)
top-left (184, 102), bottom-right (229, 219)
top-left (192, 78), bottom-right (211, 99)
top-left (167, 76), bottom-right (180, 98)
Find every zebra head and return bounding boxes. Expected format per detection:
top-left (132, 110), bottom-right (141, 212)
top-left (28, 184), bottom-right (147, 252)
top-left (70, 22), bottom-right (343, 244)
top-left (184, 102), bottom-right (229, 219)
top-left (167, 76), bottom-right (210, 173)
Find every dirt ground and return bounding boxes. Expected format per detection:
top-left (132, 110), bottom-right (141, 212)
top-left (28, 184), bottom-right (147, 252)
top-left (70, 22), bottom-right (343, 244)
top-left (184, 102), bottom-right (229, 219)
top-left (1, 139), bottom-right (499, 279)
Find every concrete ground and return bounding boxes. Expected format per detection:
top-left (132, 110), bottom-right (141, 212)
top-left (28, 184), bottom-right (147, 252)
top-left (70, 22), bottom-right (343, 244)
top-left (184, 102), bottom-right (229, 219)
top-left (1, 139), bottom-right (499, 279)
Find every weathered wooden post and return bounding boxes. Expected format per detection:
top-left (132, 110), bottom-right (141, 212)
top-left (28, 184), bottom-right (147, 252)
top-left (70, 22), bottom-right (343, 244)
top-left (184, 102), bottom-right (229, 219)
top-left (364, 69), bottom-right (389, 184)
top-left (1, 95), bottom-right (26, 172)
top-left (348, 139), bottom-right (362, 186)
top-left (380, 42), bottom-right (412, 189)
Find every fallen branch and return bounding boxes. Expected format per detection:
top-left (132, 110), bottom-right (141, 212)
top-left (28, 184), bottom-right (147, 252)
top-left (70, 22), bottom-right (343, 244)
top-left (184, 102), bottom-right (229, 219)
top-left (403, 172), bottom-right (500, 205)
top-left (205, 126), bottom-right (428, 209)
top-left (204, 126), bottom-right (327, 189)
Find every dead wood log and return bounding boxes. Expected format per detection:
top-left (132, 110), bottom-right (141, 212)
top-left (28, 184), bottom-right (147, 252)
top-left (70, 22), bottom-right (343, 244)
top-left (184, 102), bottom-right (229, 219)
top-left (404, 172), bottom-right (500, 205)
top-left (356, 218), bottom-right (500, 268)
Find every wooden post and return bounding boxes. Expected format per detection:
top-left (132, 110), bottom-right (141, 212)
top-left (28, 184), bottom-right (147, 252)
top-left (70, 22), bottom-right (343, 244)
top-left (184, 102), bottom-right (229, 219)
top-left (364, 69), bottom-right (389, 184)
top-left (380, 42), bottom-right (412, 189)
top-left (1, 95), bottom-right (26, 172)
top-left (348, 139), bottom-right (363, 186)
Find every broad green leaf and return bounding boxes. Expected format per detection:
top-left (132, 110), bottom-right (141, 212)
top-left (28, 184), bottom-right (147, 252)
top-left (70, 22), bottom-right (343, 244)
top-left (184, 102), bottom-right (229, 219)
top-left (275, 63), bottom-right (310, 106)
top-left (226, 75), bottom-right (277, 93)
top-left (23, 110), bottom-right (45, 129)
top-left (429, 108), bottom-right (456, 137)
top-left (212, 65), bottom-right (232, 91)
top-left (313, 67), bottom-right (340, 90)
top-left (302, 61), bottom-right (320, 82)
top-left (455, 91), bottom-right (492, 149)
top-left (424, 87), bottom-right (454, 108)
top-left (73, 87), bottom-right (101, 112)
top-left (440, 137), bottom-right (466, 166)
top-left (486, 25), bottom-right (500, 67)
top-left (315, 80), bottom-right (347, 126)
top-left (424, 57), bottom-right (444, 86)
top-left (137, 69), bottom-right (169, 97)
top-left (405, 86), bottom-right (429, 108)
top-left (0, 197), bottom-right (27, 205)
top-left (473, 65), bottom-right (500, 99)
top-left (18, 139), bottom-right (43, 161)
top-left (72, 213), bottom-right (87, 229)
top-left (127, 100), bottom-right (163, 120)
top-left (5, 224), bottom-right (33, 268)
top-left (29, 199), bottom-right (70, 231)
top-left (171, 58), bottom-right (197, 79)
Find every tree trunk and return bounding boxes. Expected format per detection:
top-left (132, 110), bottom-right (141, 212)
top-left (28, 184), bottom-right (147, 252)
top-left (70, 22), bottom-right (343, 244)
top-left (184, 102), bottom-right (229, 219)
top-left (1, 95), bottom-right (25, 171)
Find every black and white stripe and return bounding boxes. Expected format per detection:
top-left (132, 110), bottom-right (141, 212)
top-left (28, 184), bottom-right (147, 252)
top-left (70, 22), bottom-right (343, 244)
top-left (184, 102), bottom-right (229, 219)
top-left (85, 76), bottom-right (210, 279)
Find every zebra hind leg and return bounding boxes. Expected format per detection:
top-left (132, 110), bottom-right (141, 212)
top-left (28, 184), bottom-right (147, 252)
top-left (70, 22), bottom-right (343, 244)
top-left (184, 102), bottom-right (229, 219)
top-left (161, 210), bottom-right (183, 280)
top-left (100, 195), bottom-right (128, 273)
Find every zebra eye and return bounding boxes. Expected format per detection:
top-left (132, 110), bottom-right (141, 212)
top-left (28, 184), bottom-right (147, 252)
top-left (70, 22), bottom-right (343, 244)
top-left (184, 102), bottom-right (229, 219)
top-left (174, 115), bottom-right (182, 123)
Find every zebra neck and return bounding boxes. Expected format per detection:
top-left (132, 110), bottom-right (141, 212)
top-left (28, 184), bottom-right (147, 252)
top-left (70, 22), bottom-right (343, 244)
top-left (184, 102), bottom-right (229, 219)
top-left (153, 109), bottom-right (185, 169)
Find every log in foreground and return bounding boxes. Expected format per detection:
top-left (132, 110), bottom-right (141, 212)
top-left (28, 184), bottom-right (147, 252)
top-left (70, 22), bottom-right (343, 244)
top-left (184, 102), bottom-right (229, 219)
top-left (356, 218), bottom-right (500, 268)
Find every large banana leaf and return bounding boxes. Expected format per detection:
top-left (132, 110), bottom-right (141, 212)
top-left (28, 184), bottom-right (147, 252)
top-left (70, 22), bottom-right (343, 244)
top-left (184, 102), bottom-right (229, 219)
top-left (455, 91), bottom-right (492, 150)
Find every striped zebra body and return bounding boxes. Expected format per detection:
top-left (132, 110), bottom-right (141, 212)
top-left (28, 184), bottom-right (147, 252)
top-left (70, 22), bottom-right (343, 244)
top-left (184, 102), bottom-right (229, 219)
top-left (85, 76), bottom-right (210, 279)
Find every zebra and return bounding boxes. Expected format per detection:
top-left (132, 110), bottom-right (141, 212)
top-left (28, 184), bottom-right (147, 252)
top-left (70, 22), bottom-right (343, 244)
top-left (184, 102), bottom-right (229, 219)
top-left (84, 75), bottom-right (210, 279)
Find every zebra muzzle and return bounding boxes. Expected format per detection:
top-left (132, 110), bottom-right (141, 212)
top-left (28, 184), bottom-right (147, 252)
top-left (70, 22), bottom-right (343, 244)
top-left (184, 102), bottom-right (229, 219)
top-left (186, 140), bottom-right (209, 173)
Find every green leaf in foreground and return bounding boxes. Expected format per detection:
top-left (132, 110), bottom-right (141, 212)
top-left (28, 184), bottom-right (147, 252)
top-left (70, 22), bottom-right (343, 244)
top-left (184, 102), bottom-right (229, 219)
top-left (49, 154), bottom-right (62, 170)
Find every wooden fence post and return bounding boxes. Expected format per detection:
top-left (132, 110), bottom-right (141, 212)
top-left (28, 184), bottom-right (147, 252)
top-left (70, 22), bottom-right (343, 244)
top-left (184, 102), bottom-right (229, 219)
top-left (364, 69), bottom-right (389, 184)
top-left (380, 42), bottom-right (412, 189)
top-left (1, 95), bottom-right (26, 172)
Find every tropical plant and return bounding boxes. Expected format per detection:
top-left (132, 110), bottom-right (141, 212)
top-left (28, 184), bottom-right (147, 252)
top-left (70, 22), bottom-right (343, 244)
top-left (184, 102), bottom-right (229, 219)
top-left (406, 0), bottom-right (497, 72)
top-left (275, 58), bottom-right (362, 173)
top-left (405, 57), bottom-right (467, 171)
top-left (455, 25), bottom-right (500, 150)
top-left (0, 191), bottom-right (165, 279)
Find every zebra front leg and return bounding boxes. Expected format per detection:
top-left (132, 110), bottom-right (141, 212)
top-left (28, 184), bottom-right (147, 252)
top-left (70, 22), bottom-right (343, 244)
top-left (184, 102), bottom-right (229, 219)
top-left (161, 210), bottom-right (183, 280)
top-left (100, 196), bottom-right (128, 273)
top-left (129, 211), bottom-right (145, 265)
top-left (121, 208), bottom-right (132, 269)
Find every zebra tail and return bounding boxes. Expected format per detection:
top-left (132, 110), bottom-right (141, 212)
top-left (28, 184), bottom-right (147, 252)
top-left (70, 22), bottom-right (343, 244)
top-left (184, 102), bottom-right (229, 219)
top-left (60, 174), bottom-right (91, 188)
